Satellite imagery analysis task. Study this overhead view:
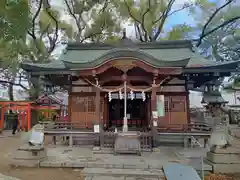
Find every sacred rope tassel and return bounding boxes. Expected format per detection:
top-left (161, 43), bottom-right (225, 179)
top-left (108, 92), bottom-right (112, 102)
top-left (130, 90), bottom-right (134, 100)
top-left (142, 91), bottom-right (146, 101)
top-left (119, 89), bottom-right (123, 100)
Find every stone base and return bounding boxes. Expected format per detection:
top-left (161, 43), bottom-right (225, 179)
top-left (206, 145), bottom-right (240, 173)
top-left (206, 160), bottom-right (240, 173)
top-left (11, 144), bottom-right (46, 167)
top-left (207, 151), bottom-right (240, 164)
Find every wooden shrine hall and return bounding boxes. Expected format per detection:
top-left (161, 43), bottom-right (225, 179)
top-left (21, 36), bottom-right (240, 133)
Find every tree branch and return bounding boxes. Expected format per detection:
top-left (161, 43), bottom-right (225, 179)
top-left (196, 0), bottom-right (235, 47)
top-left (28, 0), bottom-right (43, 40)
top-left (64, 0), bottom-right (84, 40)
top-left (141, 0), bottom-right (151, 41)
top-left (196, 16), bottom-right (240, 47)
top-left (0, 80), bottom-right (28, 90)
top-left (153, 0), bottom-right (176, 41)
top-left (80, 1), bottom-right (110, 43)
top-left (45, 4), bottom-right (59, 54)
top-left (123, 0), bottom-right (144, 41)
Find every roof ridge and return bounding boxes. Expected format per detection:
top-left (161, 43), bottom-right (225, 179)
top-left (67, 40), bottom-right (192, 50)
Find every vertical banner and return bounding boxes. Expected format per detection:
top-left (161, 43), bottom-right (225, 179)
top-left (157, 95), bottom-right (165, 117)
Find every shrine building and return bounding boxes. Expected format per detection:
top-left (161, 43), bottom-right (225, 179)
top-left (21, 37), bottom-right (240, 132)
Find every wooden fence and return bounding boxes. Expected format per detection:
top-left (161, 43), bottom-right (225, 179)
top-left (43, 122), bottom-right (153, 151)
top-left (157, 122), bottom-right (213, 133)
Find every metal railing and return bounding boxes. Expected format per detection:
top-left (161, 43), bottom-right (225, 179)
top-left (190, 136), bottom-right (205, 180)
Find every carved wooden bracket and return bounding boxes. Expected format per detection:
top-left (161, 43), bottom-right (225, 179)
top-left (111, 60), bottom-right (136, 72)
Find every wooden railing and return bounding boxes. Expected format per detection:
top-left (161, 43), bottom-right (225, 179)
top-left (40, 120), bottom-right (213, 133)
top-left (40, 121), bottom-right (90, 130)
top-left (157, 122), bottom-right (213, 133)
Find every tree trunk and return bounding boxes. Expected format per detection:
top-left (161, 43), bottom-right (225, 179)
top-left (28, 75), bottom-right (41, 101)
top-left (8, 83), bottom-right (14, 101)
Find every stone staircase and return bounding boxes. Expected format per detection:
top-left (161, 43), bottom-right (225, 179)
top-left (83, 168), bottom-right (164, 180)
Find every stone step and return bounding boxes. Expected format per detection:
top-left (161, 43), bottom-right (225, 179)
top-left (85, 176), bottom-right (161, 180)
top-left (83, 168), bottom-right (164, 178)
top-left (40, 159), bottom-right (213, 171)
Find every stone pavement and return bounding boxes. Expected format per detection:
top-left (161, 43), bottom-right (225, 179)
top-left (38, 146), bottom-right (211, 179)
top-left (40, 146), bottom-right (212, 170)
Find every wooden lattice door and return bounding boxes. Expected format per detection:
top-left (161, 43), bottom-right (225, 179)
top-left (70, 94), bottom-right (105, 129)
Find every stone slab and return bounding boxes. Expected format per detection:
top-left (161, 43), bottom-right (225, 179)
top-left (211, 163), bottom-right (240, 173)
top-left (85, 176), bottom-right (125, 180)
top-left (163, 163), bottom-right (201, 180)
top-left (210, 146), bottom-right (240, 154)
top-left (14, 149), bottom-right (46, 160)
top-left (10, 159), bottom-right (40, 167)
top-left (85, 176), bottom-right (161, 180)
top-left (83, 168), bottom-right (164, 178)
top-left (207, 151), bottom-right (240, 164)
top-left (18, 144), bottom-right (44, 151)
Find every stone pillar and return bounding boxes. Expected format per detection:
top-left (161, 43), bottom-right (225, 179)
top-left (151, 84), bottom-right (158, 147)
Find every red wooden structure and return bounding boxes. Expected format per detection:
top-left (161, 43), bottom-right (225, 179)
top-left (0, 100), bottom-right (63, 132)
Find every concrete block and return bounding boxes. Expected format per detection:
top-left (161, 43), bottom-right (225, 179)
top-left (14, 149), bottom-right (46, 160)
top-left (211, 163), bottom-right (240, 173)
top-left (207, 151), bottom-right (240, 164)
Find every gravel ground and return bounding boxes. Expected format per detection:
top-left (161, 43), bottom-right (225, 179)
top-left (0, 131), bottom-right (83, 180)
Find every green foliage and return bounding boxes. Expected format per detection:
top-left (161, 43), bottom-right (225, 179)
top-left (0, 0), bottom-right (29, 41)
top-left (112, 0), bottom-right (194, 41)
top-left (165, 24), bottom-right (193, 40)
top-left (63, 0), bottom-right (121, 42)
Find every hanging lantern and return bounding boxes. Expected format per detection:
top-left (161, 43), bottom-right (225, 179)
top-left (119, 89), bottom-right (123, 100)
top-left (108, 92), bottom-right (112, 102)
top-left (142, 91), bottom-right (146, 101)
top-left (130, 90), bottom-right (134, 100)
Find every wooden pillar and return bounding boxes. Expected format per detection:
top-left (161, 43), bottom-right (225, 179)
top-left (185, 82), bottom-right (191, 124)
top-left (27, 103), bottom-right (31, 131)
top-left (95, 87), bottom-right (103, 148)
top-left (151, 84), bottom-right (158, 147)
top-left (95, 87), bottom-right (101, 124)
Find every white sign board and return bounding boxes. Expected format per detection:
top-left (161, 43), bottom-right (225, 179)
top-left (152, 111), bottom-right (158, 119)
top-left (94, 124), bottom-right (100, 132)
top-left (153, 120), bottom-right (158, 127)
